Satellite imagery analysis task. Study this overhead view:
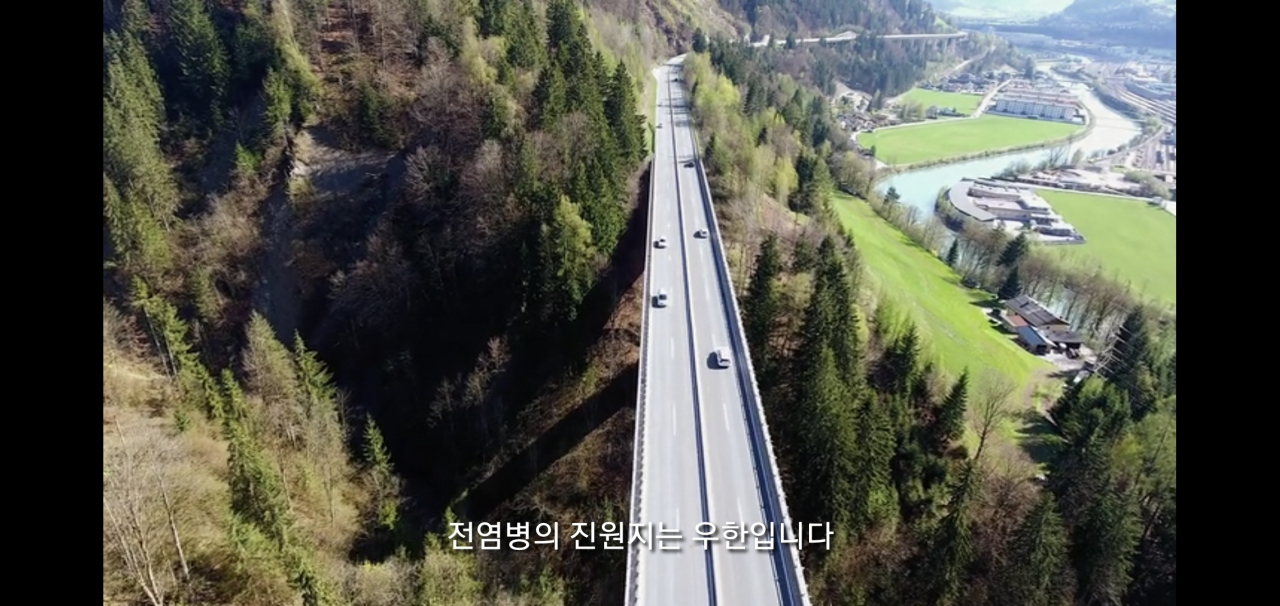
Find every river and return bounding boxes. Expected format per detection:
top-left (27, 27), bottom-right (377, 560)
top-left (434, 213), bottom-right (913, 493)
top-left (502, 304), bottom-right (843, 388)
top-left (875, 74), bottom-right (1145, 218)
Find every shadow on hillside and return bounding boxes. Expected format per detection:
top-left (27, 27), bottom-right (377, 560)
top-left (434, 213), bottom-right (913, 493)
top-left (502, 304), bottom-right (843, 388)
top-left (971, 297), bottom-right (1002, 310)
top-left (506, 162), bottom-right (652, 401)
top-left (334, 162), bottom-right (654, 562)
top-left (1014, 408), bottom-right (1063, 465)
top-left (456, 363), bottom-right (638, 521)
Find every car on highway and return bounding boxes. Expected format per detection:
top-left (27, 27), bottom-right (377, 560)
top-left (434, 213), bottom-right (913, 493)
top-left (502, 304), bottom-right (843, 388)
top-left (655, 237), bottom-right (667, 248)
top-left (656, 123), bottom-right (662, 128)
top-left (694, 229), bottom-right (708, 239)
top-left (683, 161), bottom-right (695, 168)
top-left (713, 347), bottom-right (732, 368)
top-left (654, 290), bottom-right (669, 308)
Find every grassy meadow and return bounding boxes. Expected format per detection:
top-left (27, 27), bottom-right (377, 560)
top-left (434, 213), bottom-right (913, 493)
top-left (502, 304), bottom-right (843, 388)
top-left (1039, 190), bottom-right (1177, 307)
top-left (831, 192), bottom-right (1053, 393)
top-left (900, 87), bottom-right (984, 115)
top-left (858, 114), bottom-right (1084, 166)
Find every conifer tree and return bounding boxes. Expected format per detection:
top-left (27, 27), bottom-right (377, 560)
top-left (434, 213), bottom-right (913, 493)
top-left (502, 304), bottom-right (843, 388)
top-left (1073, 482), bottom-right (1141, 605)
top-left (997, 232), bottom-right (1029, 267)
top-left (532, 65), bottom-right (567, 129)
top-left (363, 416), bottom-right (400, 532)
top-left (998, 265), bottom-right (1023, 300)
top-left (103, 31), bottom-right (177, 224)
top-left (536, 196), bottom-right (598, 327)
top-left (922, 464), bottom-right (978, 606)
top-left (605, 62), bottom-right (645, 164)
top-left (166, 0), bottom-right (230, 129)
top-left (226, 417), bottom-right (292, 546)
top-left (945, 238), bottom-right (959, 267)
top-left (1101, 307), bottom-right (1155, 417)
top-left (743, 234), bottom-right (783, 384)
top-left (476, 0), bottom-right (511, 37)
top-left (504, 0), bottom-right (544, 69)
top-left (792, 345), bottom-right (855, 526)
top-left (1000, 493), bottom-right (1071, 606)
top-left (848, 396), bottom-right (898, 536)
top-left (929, 370), bottom-right (969, 452)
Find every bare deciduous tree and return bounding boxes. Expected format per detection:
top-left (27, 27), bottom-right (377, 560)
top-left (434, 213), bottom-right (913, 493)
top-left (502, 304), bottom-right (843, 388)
top-left (971, 371), bottom-right (1017, 464)
top-left (103, 420), bottom-right (191, 606)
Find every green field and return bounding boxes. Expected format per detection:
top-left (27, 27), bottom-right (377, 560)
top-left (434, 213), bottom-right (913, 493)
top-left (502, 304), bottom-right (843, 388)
top-left (1039, 190), bottom-right (1177, 307)
top-left (900, 87), bottom-right (983, 115)
top-left (857, 115), bottom-right (1084, 166)
top-left (832, 192), bottom-right (1052, 391)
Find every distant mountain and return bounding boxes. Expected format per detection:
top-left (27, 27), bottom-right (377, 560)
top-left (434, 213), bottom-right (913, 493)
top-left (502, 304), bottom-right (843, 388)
top-left (1057, 0), bottom-right (1176, 22)
top-left (1013, 0), bottom-right (1172, 48)
top-left (930, 0), bottom-right (1072, 19)
top-left (1039, 0), bottom-right (1176, 47)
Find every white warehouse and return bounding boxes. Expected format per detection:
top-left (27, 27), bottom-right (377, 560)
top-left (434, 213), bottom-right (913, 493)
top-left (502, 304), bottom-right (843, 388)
top-left (990, 91), bottom-right (1081, 122)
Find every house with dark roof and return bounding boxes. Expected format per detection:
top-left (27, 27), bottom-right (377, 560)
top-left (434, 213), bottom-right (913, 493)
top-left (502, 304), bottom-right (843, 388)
top-left (1003, 295), bottom-right (1069, 331)
top-left (1014, 325), bottom-right (1051, 355)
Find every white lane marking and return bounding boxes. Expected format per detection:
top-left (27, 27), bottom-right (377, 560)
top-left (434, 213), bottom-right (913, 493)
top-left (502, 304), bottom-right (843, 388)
top-left (723, 386), bottom-right (732, 431)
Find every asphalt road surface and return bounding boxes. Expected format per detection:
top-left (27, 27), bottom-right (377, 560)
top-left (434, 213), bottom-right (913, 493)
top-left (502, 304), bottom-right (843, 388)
top-left (632, 57), bottom-right (789, 606)
top-left (633, 58), bottom-right (714, 606)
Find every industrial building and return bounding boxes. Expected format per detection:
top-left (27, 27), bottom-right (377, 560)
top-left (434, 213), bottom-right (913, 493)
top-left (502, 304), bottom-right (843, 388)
top-left (988, 86), bottom-right (1082, 122)
top-left (1126, 78), bottom-right (1176, 102)
top-left (945, 179), bottom-right (1083, 241)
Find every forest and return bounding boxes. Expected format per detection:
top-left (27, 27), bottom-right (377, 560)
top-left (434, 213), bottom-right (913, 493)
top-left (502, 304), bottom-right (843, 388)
top-left (105, 0), bottom-right (653, 603)
top-left (683, 34), bottom-right (1175, 605)
top-left (103, 1), bottom-right (1172, 605)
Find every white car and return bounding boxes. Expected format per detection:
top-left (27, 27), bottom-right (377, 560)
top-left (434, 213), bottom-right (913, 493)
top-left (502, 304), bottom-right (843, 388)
top-left (713, 347), bottom-right (732, 368)
top-left (655, 237), bottom-right (668, 248)
top-left (654, 290), bottom-right (669, 308)
top-left (694, 229), bottom-right (709, 239)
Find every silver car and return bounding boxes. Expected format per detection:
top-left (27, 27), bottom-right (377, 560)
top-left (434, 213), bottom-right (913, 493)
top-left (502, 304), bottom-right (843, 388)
top-left (694, 229), bottom-right (709, 239)
top-left (713, 348), bottom-right (732, 368)
top-left (655, 237), bottom-right (668, 248)
top-left (654, 290), bottom-right (669, 308)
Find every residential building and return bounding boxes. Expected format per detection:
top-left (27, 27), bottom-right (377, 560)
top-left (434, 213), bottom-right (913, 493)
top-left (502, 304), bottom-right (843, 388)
top-left (1003, 295), bottom-right (1070, 331)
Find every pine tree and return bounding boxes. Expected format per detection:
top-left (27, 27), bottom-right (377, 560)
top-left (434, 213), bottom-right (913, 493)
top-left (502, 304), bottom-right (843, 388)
top-left (792, 345), bottom-right (855, 526)
top-left (1100, 308), bottom-right (1155, 418)
top-left (1073, 483), bottom-right (1141, 605)
top-left (476, 0), bottom-right (511, 37)
top-left (536, 196), bottom-right (598, 328)
top-left (878, 324), bottom-right (921, 396)
top-left (998, 232), bottom-right (1030, 267)
top-left (923, 465), bottom-right (978, 606)
top-left (1000, 493), bottom-right (1071, 606)
top-left (929, 370), bottom-right (968, 452)
top-left (532, 65), bottom-right (567, 129)
top-left (743, 234), bottom-right (783, 384)
top-left (504, 0), bottom-right (544, 69)
top-left (998, 265), bottom-right (1023, 300)
top-left (363, 416), bottom-right (400, 532)
top-left (103, 31), bottom-right (177, 225)
top-left (945, 239), bottom-right (960, 267)
top-left (166, 0), bottom-right (230, 129)
top-left (692, 28), bottom-right (708, 53)
top-left (226, 417), bottom-right (293, 546)
top-left (605, 62), bottom-right (644, 164)
top-left (848, 396), bottom-right (898, 536)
